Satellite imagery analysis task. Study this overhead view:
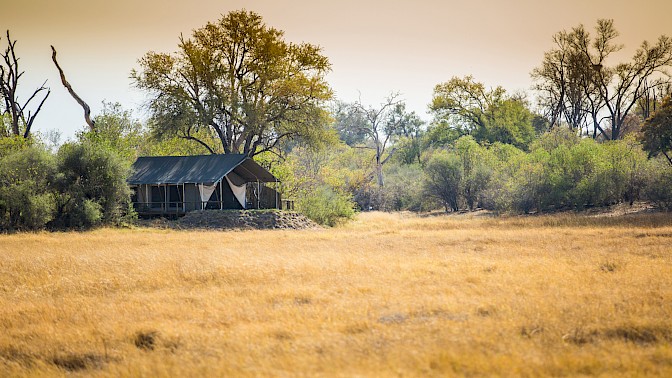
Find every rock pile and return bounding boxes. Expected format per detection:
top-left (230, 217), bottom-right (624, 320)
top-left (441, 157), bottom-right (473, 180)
top-left (163, 210), bottom-right (320, 230)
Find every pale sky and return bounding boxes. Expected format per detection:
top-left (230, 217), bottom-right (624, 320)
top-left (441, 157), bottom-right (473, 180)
top-left (2, 0), bottom-right (671, 140)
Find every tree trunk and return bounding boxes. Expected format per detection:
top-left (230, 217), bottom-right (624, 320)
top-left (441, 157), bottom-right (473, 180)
top-left (376, 162), bottom-right (384, 187)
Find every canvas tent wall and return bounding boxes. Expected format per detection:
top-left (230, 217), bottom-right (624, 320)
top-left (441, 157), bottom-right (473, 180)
top-left (128, 154), bottom-right (279, 215)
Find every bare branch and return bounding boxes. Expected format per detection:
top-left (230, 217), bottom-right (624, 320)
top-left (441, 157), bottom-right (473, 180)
top-left (51, 45), bottom-right (95, 132)
top-left (0, 30), bottom-right (50, 138)
top-left (23, 87), bottom-right (50, 138)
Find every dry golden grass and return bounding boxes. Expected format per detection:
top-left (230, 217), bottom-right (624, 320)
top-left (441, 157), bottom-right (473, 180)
top-left (1, 211), bottom-right (672, 376)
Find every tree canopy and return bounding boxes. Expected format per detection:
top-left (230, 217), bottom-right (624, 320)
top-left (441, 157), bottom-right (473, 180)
top-left (132, 10), bottom-right (333, 157)
top-left (641, 96), bottom-right (672, 165)
top-left (430, 76), bottom-right (537, 149)
top-left (532, 19), bottom-right (672, 140)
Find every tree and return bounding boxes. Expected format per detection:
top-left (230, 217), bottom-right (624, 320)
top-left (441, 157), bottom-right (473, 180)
top-left (423, 150), bottom-right (462, 212)
top-left (636, 80), bottom-right (671, 121)
top-left (533, 19), bottom-right (672, 140)
top-left (351, 93), bottom-right (407, 187)
top-left (77, 102), bottom-right (146, 163)
top-left (52, 141), bottom-right (133, 229)
top-left (331, 100), bottom-right (369, 146)
top-left (132, 10), bottom-right (333, 157)
top-left (388, 103), bottom-right (425, 165)
top-left (532, 27), bottom-right (595, 133)
top-left (0, 30), bottom-right (50, 139)
top-left (641, 96), bottom-right (672, 165)
top-left (453, 136), bottom-right (493, 210)
top-left (430, 76), bottom-right (536, 149)
top-left (430, 76), bottom-right (504, 137)
top-left (0, 145), bottom-right (56, 230)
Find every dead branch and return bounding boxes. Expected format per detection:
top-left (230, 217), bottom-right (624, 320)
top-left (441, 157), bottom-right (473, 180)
top-left (51, 45), bottom-right (95, 132)
top-left (1, 30), bottom-right (51, 138)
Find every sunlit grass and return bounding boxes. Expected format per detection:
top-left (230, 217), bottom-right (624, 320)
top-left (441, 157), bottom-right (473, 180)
top-left (1, 211), bottom-right (672, 376)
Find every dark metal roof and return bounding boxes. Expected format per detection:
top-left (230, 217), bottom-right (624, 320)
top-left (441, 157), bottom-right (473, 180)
top-left (127, 154), bottom-right (277, 185)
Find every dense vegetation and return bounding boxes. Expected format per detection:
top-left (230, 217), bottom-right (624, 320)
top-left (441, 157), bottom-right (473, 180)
top-left (0, 136), bottom-right (133, 231)
top-left (1, 13), bottom-right (671, 230)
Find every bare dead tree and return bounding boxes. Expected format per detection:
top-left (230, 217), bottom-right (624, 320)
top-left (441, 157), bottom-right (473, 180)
top-left (51, 45), bottom-right (95, 132)
top-left (0, 30), bottom-right (50, 138)
top-left (352, 93), bottom-right (404, 187)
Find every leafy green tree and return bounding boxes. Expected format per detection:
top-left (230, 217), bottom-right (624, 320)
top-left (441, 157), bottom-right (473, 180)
top-left (423, 150), bottom-right (462, 212)
top-left (52, 142), bottom-right (133, 229)
top-left (595, 137), bottom-right (649, 205)
top-left (423, 121), bottom-right (463, 149)
top-left (508, 151), bottom-right (548, 213)
top-left (430, 76), bottom-right (537, 149)
top-left (0, 145), bottom-right (56, 230)
top-left (332, 98), bottom-right (425, 204)
top-left (644, 159), bottom-right (672, 210)
top-left (78, 102), bottom-right (146, 163)
top-left (76, 102), bottom-right (214, 162)
top-left (0, 131), bottom-right (31, 158)
top-left (641, 96), bottom-right (672, 165)
top-left (453, 136), bottom-right (493, 210)
top-left (132, 10), bottom-right (333, 157)
top-left (478, 98), bottom-right (536, 148)
top-left (430, 76), bottom-right (504, 136)
top-left (388, 103), bottom-right (425, 165)
top-left (530, 126), bottom-right (581, 152)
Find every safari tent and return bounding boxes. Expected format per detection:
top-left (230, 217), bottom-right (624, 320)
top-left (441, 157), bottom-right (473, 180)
top-left (128, 154), bottom-right (280, 216)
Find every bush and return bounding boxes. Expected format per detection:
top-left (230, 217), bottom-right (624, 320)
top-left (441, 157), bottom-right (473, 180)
top-left (509, 156), bottom-right (547, 213)
top-left (423, 150), bottom-right (462, 212)
top-left (644, 159), bottom-right (672, 210)
top-left (297, 185), bottom-right (356, 226)
top-left (379, 163), bottom-right (425, 211)
top-left (0, 146), bottom-right (56, 231)
top-left (51, 141), bottom-right (133, 229)
top-left (454, 136), bottom-right (493, 210)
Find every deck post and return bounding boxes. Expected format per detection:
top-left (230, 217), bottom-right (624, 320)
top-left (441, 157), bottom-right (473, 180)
top-left (144, 184), bottom-right (149, 207)
top-left (199, 184), bottom-right (203, 210)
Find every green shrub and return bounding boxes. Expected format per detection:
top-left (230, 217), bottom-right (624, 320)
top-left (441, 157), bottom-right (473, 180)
top-left (644, 159), bottom-right (672, 210)
top-left (454, 136), bottom-right (493, 210)
top-left (0, 146), bottom-right (56, 231)
top-left (297, 185), bottom-right (355, 226)
top-left (379, 163), bottom-right (425, 211)
top-left (423, 150), bottom-right (463, 212)
top-left (52, 141), bottom-right (133, 229)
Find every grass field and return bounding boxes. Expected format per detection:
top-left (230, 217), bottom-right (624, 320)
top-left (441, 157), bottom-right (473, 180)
top-left (1, 211), bottom-right (672, 377)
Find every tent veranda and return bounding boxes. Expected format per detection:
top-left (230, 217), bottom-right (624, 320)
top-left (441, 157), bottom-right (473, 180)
top-left (127, 154), bottom-right (280, 215)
